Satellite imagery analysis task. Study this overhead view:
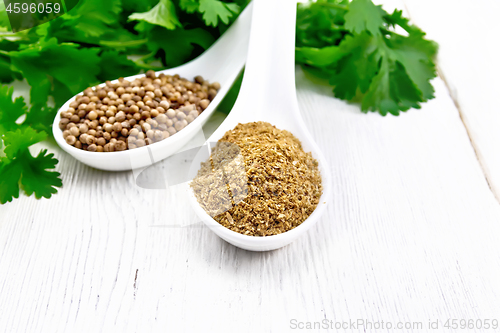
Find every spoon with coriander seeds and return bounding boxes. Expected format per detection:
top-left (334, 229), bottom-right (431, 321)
top-left (52, 3), bottom-right (253, 171)
top-left (188, 0), bottom-right (331, 251)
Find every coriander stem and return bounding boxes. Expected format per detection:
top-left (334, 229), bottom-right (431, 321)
top-left (133, 52), bottom-right (163, 70)
top-left (0, 32), bottom-right (19, 38)
top-left (137, 52), bottom-right (156, 63)
top-left (316, 2), bottom-right (348, 11)
top-left (99, 39), bottom-right (148, 48)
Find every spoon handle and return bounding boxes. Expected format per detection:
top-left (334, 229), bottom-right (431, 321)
top-left (237, 0), bottom-right (298, 111)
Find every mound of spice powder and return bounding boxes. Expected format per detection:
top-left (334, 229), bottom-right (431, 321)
top-left (191, 121), bottom-right (323, 236)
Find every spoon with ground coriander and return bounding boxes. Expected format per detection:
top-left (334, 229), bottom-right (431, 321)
top-left (52, 3), bottom-right (253, 171)
top-left (188, 0), bottom-right (331, 251)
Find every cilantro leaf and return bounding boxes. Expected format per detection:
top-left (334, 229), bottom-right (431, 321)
top-left (0, 40), bottom-right (25, 83)
top-left (296, 1), bottom-right (348, 49)
top-left (0, 54), bottom-right (18, 83)
top-left (63, 0), bottom-right (80, 12)
top-left (0, 85), bottom-right (28, 134)
top-left (97, 50), bottom-right (141, 82)
top-left (329, 32), bottom-right (379, 100)
top-left (9, 38), bottom-right (101, 107)
top-left (386, 25), bottom-right (437, 100)
top-left (35, 0), bottom-right (138, 48)
top-left (0, 128), bottom-right (61, 204)
top-left (129, 0), bottom-right (181, 30)
top-left (0, 84), bottom-right (57, 135)
top-left (384, 9), bottom-right (425, 37)
top-left (20, 149), bottom-right (62, 200)
top-left (361, 56), bottom-right (401, 115)
top-left (179, 0), bottom-right (200, 13)
top-left (36, 17), bottom-right (138, 48)
top-left (0, 58), bottom-right (13, 83)
top-left (35, 0), bottom-right (121, 42)
top-left (121, 0), bottom-right (158, 13)
top-left (0, 1), bottom-right (11, 31)
top-left (23, 103), bottom-right (57, 134)
top-left (296, 0), bottom-right (438, 116)
top-left (145, 25), bottom-right (214, 67)
top-left (198, 0), bottom-right (240, 27)
top-left (344, 0), bottom-right (384, 36)
top-left (67, 0), bottom-right (122, 38)
top-left (3, 127), bottom-right (46, 158)
top-left (0, 158), bottom-right (22, 203)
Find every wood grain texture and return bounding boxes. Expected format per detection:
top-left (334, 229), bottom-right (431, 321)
top-left (1, 68), bottom-right (500, 332)
top-left (2, 2), bottom-right (500, 329)
top-left (401, 0), bottom-right (500, 201)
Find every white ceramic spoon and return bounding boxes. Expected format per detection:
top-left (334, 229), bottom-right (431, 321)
top-left (188, 0), bottom-right (331, 251)
top-left (52, 3), bottom-right (253, 171)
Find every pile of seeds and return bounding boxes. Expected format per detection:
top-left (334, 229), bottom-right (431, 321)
top-left (191, 121), bottom-right (323, 237)
top-left (59, 70), bottom-right (220, 152)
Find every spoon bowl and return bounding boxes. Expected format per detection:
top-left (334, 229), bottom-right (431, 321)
top-left (52, 4), bottom-right (253, 171)
top-left (188, 0), bottom-right (331, 251)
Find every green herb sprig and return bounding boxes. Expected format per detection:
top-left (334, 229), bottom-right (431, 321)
top-left (296, 0), bottom-right (438, 116)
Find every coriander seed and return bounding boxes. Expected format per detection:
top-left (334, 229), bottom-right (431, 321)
top-left (69, 126), bottom-right (80, 137)
top-left (160, 101), bottom-right (170, 109)
top-left (174, 121), bottom-right (184, 131)
top-left (86, 136), bottom-right (96, 145)
top-left (167, 127), bottom-right (176, 136)
top-left (80, 133), bottom-right (88, 144)
top-left (199, 99), bottom-right (210, 110)
top-left (60, 71), bottom-right (220, 152)
top-left (115, 141), bottom-right (126, 151)
top-left (66, 135), bottom-right (76, 145)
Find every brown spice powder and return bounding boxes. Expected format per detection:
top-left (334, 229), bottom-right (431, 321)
top-left (191, 121), bottom-right (323, 236)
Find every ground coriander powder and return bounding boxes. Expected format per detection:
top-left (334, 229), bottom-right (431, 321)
top-left (191, 121), bottom-right (323, 237)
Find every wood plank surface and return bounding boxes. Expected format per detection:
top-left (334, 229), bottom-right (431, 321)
top-left (2, 0), bottom-right (500, 330)
top-left (402, 0), bottom-right (500, 201)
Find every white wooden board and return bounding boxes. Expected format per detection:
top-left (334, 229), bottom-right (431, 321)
top-left (402, 0), bottom-right (500, 201)
top-left (2, 0), bottom-right (500, 330)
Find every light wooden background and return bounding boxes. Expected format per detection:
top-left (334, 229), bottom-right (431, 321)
top-left (1, 0), bottom-right (500, 332)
